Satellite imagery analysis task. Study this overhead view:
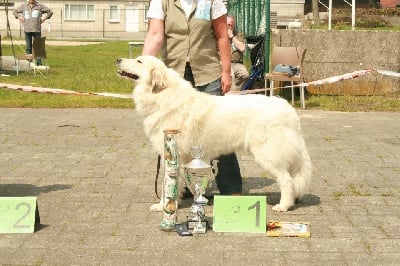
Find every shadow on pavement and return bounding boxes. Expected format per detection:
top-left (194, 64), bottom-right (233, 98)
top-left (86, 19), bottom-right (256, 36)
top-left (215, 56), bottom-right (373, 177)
top-left (0, 184), bottom-right (73, 197)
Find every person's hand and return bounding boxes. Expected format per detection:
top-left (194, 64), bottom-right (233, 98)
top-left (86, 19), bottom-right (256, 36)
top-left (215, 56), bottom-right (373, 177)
top-left (221, 72), bottom-right (232, 95)
top-left (18, 17), bottom-right (25, 23)
top-left (41, 18), bottom-right (46, 24)
top-left (228, 28), bottom-right (234, 39)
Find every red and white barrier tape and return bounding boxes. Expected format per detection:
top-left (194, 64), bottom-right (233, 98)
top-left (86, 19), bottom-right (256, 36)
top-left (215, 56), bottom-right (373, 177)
top-left (299, 68), bottom-right (375, 87)
top-left (0, 83), bottom-right (132, 99)
top-left (1, 68), bottom-right (399, 97)
top-left (229, 68), bottom-right (400, 95)
top-left (376, 69), bottom-right (400, 78)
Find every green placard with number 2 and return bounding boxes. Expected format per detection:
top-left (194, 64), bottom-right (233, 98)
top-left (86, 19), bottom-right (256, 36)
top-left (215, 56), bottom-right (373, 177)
top-left (213, 195), bottom-right (266, 233)
top-left (0, 197), bottom-right (39, 233)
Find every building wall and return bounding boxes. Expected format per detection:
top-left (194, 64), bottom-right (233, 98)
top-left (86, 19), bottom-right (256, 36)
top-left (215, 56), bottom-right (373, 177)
top-left (1, 1), bottom-right (307, 39)
top-left (381, 0), bottom-right (400, 8)
top-left (271, 0), bottom-right (305, 17)
top-left (1, 1), bottom-right (149, 39)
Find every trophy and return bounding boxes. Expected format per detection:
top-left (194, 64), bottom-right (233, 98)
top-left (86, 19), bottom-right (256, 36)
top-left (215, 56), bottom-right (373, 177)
top-left (159, 129), bottom-right (180, 231)
top-left (185, 147), bottom-right (214, 234)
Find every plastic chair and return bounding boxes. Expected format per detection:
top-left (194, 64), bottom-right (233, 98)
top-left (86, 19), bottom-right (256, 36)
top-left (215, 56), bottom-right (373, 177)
top-left (264, 47), bottom-right (306, 108)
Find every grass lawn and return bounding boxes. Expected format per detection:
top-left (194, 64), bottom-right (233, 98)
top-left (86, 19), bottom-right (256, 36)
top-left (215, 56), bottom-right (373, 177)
top-left (0, 40), bottom-right (134, 108)
top-left (0, 39), bottom-right (399, 111)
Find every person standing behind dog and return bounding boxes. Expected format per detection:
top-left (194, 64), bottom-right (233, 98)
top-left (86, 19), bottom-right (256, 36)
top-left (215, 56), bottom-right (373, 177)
top-left (227, 15), bottom-right (249, 90)
top-left (13, 0), bottom-right (53, 66)
top-left (142, 0), bottom-right (242, 195)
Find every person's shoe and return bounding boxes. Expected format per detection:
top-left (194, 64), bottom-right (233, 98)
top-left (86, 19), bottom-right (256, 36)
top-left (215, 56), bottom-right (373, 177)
top-left (36, 59), bottom-right (42, 66)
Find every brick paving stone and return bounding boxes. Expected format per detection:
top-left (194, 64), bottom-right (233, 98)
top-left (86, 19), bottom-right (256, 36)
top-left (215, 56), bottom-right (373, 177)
top-left (0, 108), bottom-right (399, 265)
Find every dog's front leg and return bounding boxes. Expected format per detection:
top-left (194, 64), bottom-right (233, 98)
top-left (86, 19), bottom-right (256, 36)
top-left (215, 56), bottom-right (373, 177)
top-left (150, 177), bottom-right (186, 212)
top-left (150, 200), bottom-right (164, 211)
top-left (150, 182), bottom-right (164, 212)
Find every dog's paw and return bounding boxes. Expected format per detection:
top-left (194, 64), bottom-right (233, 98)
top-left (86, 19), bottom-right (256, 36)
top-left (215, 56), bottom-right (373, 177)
top-left (150, 203), bottom-right (163, 212)
top-left (272, 204), bottom-right (289, 212)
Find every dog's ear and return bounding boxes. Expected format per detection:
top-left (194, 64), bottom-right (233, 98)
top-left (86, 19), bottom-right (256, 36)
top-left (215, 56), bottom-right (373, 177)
top-left (150, 65), bottom-right (168, 93)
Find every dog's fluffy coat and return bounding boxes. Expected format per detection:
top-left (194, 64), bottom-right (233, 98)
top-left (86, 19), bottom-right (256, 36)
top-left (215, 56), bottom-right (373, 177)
top-left (117, 55), bottom-right (312, 212)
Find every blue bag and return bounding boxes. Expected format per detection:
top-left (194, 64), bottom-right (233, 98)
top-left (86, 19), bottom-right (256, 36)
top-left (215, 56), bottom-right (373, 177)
top-left (272, 64), bottom-right (299, 77)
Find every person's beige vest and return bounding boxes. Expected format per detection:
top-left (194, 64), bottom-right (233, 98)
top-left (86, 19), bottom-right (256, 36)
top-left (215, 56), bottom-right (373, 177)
top-left (162, 0), bottom-right (221, 86)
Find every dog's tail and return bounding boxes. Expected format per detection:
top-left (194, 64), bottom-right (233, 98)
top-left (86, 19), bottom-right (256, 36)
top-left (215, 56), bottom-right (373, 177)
top-left (292, 146), bottom-right (312, 200)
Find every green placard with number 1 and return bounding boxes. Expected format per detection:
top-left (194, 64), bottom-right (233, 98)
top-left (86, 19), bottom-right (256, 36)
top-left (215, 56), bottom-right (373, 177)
top-left (0, 197), bottom-right (40, 233)
top-left (213, 195), bottom-right (266, 233)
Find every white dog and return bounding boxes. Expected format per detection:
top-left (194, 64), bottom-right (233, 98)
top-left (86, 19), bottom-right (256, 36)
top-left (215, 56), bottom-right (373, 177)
top-left (117, 55), bottom-right (312, 212)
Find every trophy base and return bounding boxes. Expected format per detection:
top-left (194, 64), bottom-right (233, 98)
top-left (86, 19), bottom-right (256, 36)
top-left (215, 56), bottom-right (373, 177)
top-left (187, 217), bottom-right (208, 234)
top-left (193, 224), bottom-right (207, 234)
top-left (159, 220), bottom-right (176, 231)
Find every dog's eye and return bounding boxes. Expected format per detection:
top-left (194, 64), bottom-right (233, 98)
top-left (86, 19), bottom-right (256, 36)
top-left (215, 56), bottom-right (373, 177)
top-left (137, 60), bottom-right (142, 64)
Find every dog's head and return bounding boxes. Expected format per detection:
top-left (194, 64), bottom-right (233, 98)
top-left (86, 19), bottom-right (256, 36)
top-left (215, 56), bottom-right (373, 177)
top-left (117, 55), bottom-right (169, 93)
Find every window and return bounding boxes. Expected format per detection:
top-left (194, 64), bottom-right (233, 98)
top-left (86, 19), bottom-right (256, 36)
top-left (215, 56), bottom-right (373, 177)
top-left (109, 5), bottom-right (119, 22)
top-left (0, 2), bottom-right (14, 7)
top-left (64, 4), bottom-right (95, 20)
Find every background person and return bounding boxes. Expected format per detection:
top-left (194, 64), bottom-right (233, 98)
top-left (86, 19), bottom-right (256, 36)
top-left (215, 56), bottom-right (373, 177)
top-left (14, 0), bottom-right (53, 66)
top-left (142, 0), bottom-right (242, 196)
top-left (227, 15), bottom-right (249, 90)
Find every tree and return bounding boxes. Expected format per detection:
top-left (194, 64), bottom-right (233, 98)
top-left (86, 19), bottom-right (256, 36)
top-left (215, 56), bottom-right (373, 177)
top-left (312, 0), bottom-right (320, 26)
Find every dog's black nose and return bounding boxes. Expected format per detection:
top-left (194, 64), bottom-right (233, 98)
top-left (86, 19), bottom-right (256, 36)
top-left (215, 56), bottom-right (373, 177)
top-left (116, 58), bottom-right (122, 64)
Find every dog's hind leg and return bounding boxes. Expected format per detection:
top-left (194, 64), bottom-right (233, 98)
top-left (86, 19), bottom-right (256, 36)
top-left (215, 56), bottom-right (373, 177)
top-left (251, 131), bottom-right (297, 212)
top-left (272, 171), bottom-right (295, 212)
top-left (292, 150), bottom-right (312, 201)
top-left (253, 153), bottom-right (296, 212)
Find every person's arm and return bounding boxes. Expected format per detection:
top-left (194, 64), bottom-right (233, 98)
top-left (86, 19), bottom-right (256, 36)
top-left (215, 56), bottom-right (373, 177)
top-left (13, 5), bottom-right (24, 22)
top-left (41, 5), bottom-right (53, 22)
top-left (231, 33), bottom-right (246, 53)
top-left (213, 14), bottom-right (232, 94)
top-left (142, 18), bottom-right (165, 56)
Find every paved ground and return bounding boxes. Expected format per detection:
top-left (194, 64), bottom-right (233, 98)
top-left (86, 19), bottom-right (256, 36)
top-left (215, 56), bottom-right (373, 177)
top-left (0, 108), bottom-right (399, 265)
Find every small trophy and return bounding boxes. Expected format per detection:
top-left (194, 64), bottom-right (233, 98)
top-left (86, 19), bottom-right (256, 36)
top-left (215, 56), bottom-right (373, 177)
top-left (185, 147), bottom-right (213, 234)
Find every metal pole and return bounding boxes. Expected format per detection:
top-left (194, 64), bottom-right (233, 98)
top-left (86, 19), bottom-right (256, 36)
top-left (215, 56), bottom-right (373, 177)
top-left (352, 0), bottom-right (355, 30)
top-left (342, 0), bottom-right (356, 30)
top-left (256, 0), bottom-right (261, 33)
top-left (238, 0), bottom-right (242, 32)
top-left (103, 9), bottom-right (105, 38)
top-left (250, 1), bottom-right (257, 35)
top-left (61, 9), bottom-right (64, 38)
top-left (264, 0), bottom-right (270, 73)
top-left (329, 0), bottom-right (332, 30)
top-left (244, 0), bottom-right (248, 34)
